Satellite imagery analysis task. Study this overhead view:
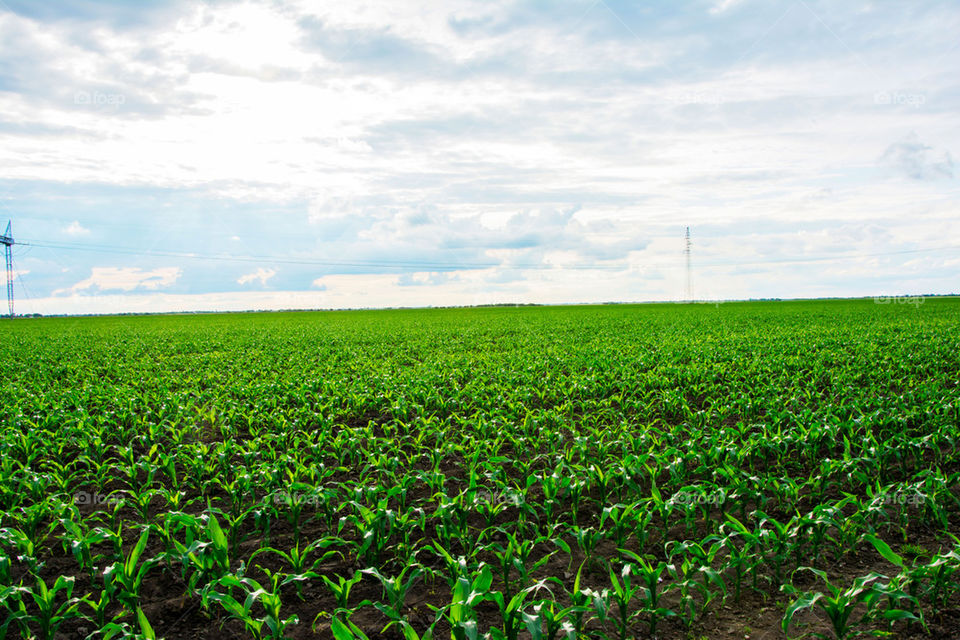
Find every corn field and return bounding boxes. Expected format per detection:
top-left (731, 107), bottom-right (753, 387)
top-left (1, 300), bottom-right (959, 639)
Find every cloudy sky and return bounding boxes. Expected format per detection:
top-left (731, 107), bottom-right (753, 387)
top-left (1, 0), bottom-right (957, 314)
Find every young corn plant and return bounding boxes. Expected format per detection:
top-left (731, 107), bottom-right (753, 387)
top-left (202, 568), bottom-right (301, 640)
top-left (0, 527), bottom-right (42, 574)
top-left (522, 600), bottom-right (583, 640)
top-left (643, 472), bottom-right (674, 543)
top-left (564, 562), bottom-right (598, 638)
top-left (434, 563), bottom-right (494, 640)
top-left (83, 581), bottom-right (123, 631)
top-left (471, 489), bottom-right (510, 529)
top-left (484, 529), bottom-right (556, 600)
top-left (602, 563), bottom-right (645, 640)
top-left (619, 550), bottom-right (676, 638)
top-left (271, 483), bottom-right (318, 545)
top-left (7, 575), bottom-right (84, 640)
top-left (922, 536), bottom-right (960, 612)
top-left (340, 499), bottom-right (396, 566)
top-left (176, 512), bottom-right (232, 593)
top-left (782, 567), bottom-right (919, 640)
top-left (318, 569), bottom-right (363, 612)
top-left (394, 506), bottom-right (427, 561)
top-left (722, 514), bottom-right (766, 598)
top-left (487, 582), bottom-right (546, 640)
top-left (421, 543), bottom-right (475, 590)
top-left (96, 607), bottom-right (158, 640)
top-left (756, 511), bottom-right (796, 587)
top-left (103, 528), bottom-right (158, 610)
top-left (209, 504), bottom-right (257, 560)
top-left (666, 555), bottom-right (706, 631)
top-left (600, 502), bottom-right (642, 550)
top-left (665, 539), bottom-right (725, 629)
top-left (248, 536), bottom-right (341, 598)
top-left (362, 563), bottom-right (424, 633)
top-left (540, 464), bottom-right (572, 524)
top-left (863, 534), bottom-right (929, 631)
top-left (569, 525), bottom-right (605, 573)
top-left (127, 487), bottom-right (160, 523)
top-left (665, 537), bottom-right (725, 598)
top-left (328, 613), bottom-right (394, 640)
top-left (58, 517), bottom-right (113, 582)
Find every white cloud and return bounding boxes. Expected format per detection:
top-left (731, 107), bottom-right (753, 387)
top-left (237, 267), bottom-right (277, 285)
top-left (709, 0), bottom-right (745, 15)
top-left (881, 132), bottom-right (954, 181)
top-left (63, 220), bottom-right (90, 236)
top-left (308, 196), bottom-right (357, 223)
top-left (54, 267), bottom-right (181, 295)
top-left (2, 1), bottom-right (959, 312)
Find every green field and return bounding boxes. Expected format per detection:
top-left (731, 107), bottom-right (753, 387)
top-left (2, 299), bottom-right (959, 639)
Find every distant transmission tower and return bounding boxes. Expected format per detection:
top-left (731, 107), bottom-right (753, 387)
top-left (1, 221), bottom-right (13, 318)
top-left (684, 226), bottom-right (693, 302)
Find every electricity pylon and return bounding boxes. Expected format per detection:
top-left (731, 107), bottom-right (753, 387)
top-left (1, 221), bottom-right (13, 318)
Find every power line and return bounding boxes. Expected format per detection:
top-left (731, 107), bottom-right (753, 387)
top-left (16, 238), bottom-right (653, 271)
top-left (13, 254), bottom-right (33, 309)
top-left (15, 237), bottom-right (960, 272)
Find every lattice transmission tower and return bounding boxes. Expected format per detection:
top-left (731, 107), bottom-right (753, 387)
top-left (684, 226), bottom-right (693, 302)
top-left (1, 221), bottom-right (14, 318)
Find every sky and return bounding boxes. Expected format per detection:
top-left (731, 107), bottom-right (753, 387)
top-left (0, 0), bottom-right (957, 315)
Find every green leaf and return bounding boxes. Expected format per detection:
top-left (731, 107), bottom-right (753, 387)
top-left (136, 607), bottom-right (156, 640)
top-left (207, 513), bottom-right (228, 555)
top-left (782, 592), bottom-right (822, 633)
top-left (331, 616), bottom-right (358, 640)
top-left (205, 591), bottom-right (246, 619)
top-left (523, 610), bottom-right (543, 640)
top-left (126, 529), bottom-right (150, 578)
top-left (880, 608), bottom-right (919, 623)
top-left (864, 534), bottom-right (905, 569)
